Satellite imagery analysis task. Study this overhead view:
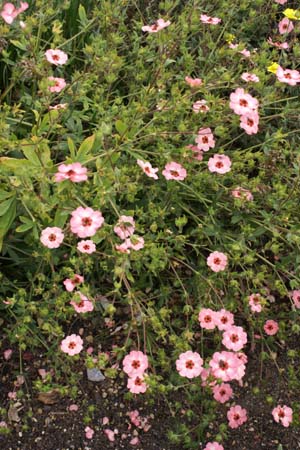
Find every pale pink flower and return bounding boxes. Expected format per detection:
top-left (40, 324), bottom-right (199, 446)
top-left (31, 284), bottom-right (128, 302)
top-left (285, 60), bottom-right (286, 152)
top-left (54, 163), bottom-right (88, 183)
top-left (176, 351), bottom-right (203, 378)
top-left (1, 2), bottom-right (28, 24)
top-left (40, 227), bottom-right (64, 249)
top-left (125, 235), bottom-right (145, 251)
top-left (49, 103), bottom-right (68, 110)
top-left (193, 100), bottom-right (209, 113)
top-left (240, 111), bottom-right (259, 135)
top-left (127, 374), bottom-right (148, 394)
top-left (229, 43), bottom-right (239, 49)
top-left (77, 240), bottom-right (96, 254)
top-left (239, 49), bottom-right (251, 58)
top-left (185, 76), bottom-right (203, 87)
top-left (48, 76), bottom-right (67, 93)
top-left (290, 290), bottom-right (300, 308)
top-left (195, 127), bottom-right (215, 151)
top-left (231, 187), bottom-right (253, 201)
top-left (274, 0), bottom-right (287, 4)
top-left (85, 426), bottom-right (94, 439)
top-left (241, 72), bottom-right (259, 83)
top-left (115, 242), bottom-right (131, 254)
top-left (130, 437), bottom-right (140, 445)
top-left (215, 309), bottom-right (234, 331)
top-left (272, 405), bottom-right (293, 427)
top-left (0, 421), bottom-right (8, 428)
top-left (60, 334), bottom-right (83, 356)
top-left (102, 417), bottom-right (109, 425)
top-left (104, 429), bottom-right (115, 442)
top-left (70, 206), bottom-right (104, 238)
top-left (45, 49), bottom-right (68, 66)
top-left (276, 66), bottom-right (300, 86)
top-left (278, 18), bottom-right (294, 34)
top-left (198, 308), bottom-right (217, 330)
top-left (200, 367), bottom-right (217, 387)
top-left (186, 144), bottom-right (204, 161)
top-left (69, 404), bottom-right (79, 411)
top-left (70, 292), bottom-right (94, 314)
top-left (227, 405), bottom-right (248, 428)
top-left (222, 326), bottom-right (247, 352)
top-left (4, 349), bottom-right (13, 360)
top-left (229, 88), bottom-right (259, 115)
top-left (208, 154), bottom-right (231, 174)
top-left (213, 383), bottom-right (233, 403)
top-left (128, 410), bottom-right (141, 427)
top-left (114, 215), bottom-right (135, 239)
top-left (209, 351), bottom-right (246, 381)
top-left (8, 391), bottom-right (17, 400)
top-left (137, 160), bottom-right (158, 179)
top-left (267, 38), bottom-right (289, 49)
top-left (207, 251), bottom-right (228, 272)
top-left (142, 18), bottom-right (171, 33)
top-left (200, 14), bottom-right (221, 25)
top-left (264, 320), bottom-right (279, 335)
top-left (204, 443), bottom-right (224, 450)
top-left (162, 161), bottom-right (187, 181)
top-left (248, 293), bottom-right (262, 313)
top-left (123, 351), bottom-right (149, 377)
top-left (63, 274), bottom-right (84, 292)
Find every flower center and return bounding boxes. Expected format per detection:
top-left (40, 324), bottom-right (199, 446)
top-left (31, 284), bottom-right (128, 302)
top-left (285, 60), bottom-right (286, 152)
top-left (134, 377), bottom-right (143, 386)
top-left (68, 342), bottom-right (76, 349)
top-left (204, 315), bottom-right (212, 323)
top-left (82, 217), bottom-right (92, 226)
top-left (202, 136), bottom-right (208, 143)
top-left (52, 54), bottom-right (60, 61)
top-left (48, 233), bottom-right (56, 241)
top-left (239, 99), bottom-right (248, 107)
top-left (216, 162), bottom-right (224, 169)
top-left (213, 257), bottom-right (221, 265)
top-left (233, 414), bottom-right (240, 420)
top-left (185, 360), bottom-right (195, 369)
top-left (83, 244), bottom-right (90, 250)
top-left (219, 360), bottom-right (229, 370)
top-left (67, 170), bottom-right (75, 176)
top-left (230, 334), bottom-right (239, 343)
top-left (247, 119), bottom-right (254, 126)
top-left (132, 360), bottom-right (141, 369)
top-left (170, 170), bottom-right (179, 177)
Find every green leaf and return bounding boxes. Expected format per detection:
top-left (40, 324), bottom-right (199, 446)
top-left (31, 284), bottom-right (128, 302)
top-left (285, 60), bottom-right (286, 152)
top-left (76, 134), bottom-right (95, 161)
top-left (0, 196), bottom-right (16, 217)
top-left (0, 157), bottom-right (34, 174)
top-left (22, 146), bottom-right (42, 167)
top-left (0, 197), bottom-right (16, 252)
top-left (78, 4), bottom-right (88, 26)
top-left (16, 223), bottom-right (34, 233)
top-left (10, 40), bottom-right (27, 50)
top-left (115, 120), bottom-right (127, 136)
top-left (68, 137), bottom-right (76, 159)
top-left (54, 209), bottom-right (69, 228)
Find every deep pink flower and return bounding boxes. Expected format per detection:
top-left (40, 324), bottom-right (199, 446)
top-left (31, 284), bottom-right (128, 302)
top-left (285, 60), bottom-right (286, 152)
top-left (77, 240), bottom-right (96, 254)
top-left (127, 375), bottom-right (148, 394)
top-left (137, 160), bottom-right (158, 179)
top-left (204, 443), bottom-right (224, 450)
top-left (123, 351), bottom-right (148, 377)
top-left (193, 100), bottom-right (209, 113)
top-left (162, 162), bottom-right (187, 180)
top-left (248, 293), bottom-right (262, 313)
top-left (227, 405), bottom-right (247, 428)
top-left (290, 290), bottom-right (300, 308)
top-left (215, 309), bottom-right (234, 331)
top-left (114, 215), bottom-right (135, 239)
top-left (70, 292), bottom-right (94, 314)
top-left (207, 251), bottom-right (228, 272)
top-left (213, 383), bottom-right (233, 403)
top-left (208, 154), bottom-right (231, 174)
top-left (1, 2), bottom-right (28, 24)
top-left (176, 351), bottom-right (203, 378)
top-left (241, 72), bottom-right (259, 83)
top-left (195, 127), bottom-right (215, 151)
top-left (264, 320), bottom-right (279, 335)
top-left (45, 49), bottom-right (68, 66)
top-left (200, 14), bottom-right (221, 25)
top-left (276, 66), bottom-right (300, 86)
top-left (231, 187), bottom-right (253, 201)
top-left (54, 163), bottom-right (88, 183)
top-left (185, 76), bottom-right (203, 87)
top-left (48, 77), bottom-right (67, 93)
top-left (222, 326), bottom-right (247, 352)
top-left (40, 227), bottom-right (64, 249)
top-left (60, 334), bottom-right (83, 356)
top-left (63, 274), bottom-right (84, 292)
top-left (272, 405), bottom-right (293, 427)
top-left (278, 18), bottom-right (294, 35)
top-left (70, 206), bottom-right (104, 238)
top-left (229, 88), bottom-right (259, 115)
top-left (209, 351), bottom-right (246, 381)
top-left (198, 308), bottom-right (217, 330)
top-left (142, 18), bottom-right (171, 33)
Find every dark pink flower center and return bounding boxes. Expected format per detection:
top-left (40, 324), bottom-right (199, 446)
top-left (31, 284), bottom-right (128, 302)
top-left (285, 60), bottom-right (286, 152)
top-left (170, 170), bottom-right (179, 177)
top-left (185, 360), bottom-right (195, 369)
top-left (49, 233), bottom-right (56, 241)
top-left (239, 99), bottom-right (248, 107)
top-left (230, 334), bottom-right (239, 343)
top-left (132, 360), bottom-right (141, 369)
top-left (82, 217), bottom-right (92, 226)
top-left (219, 360), bottom-right (229, 370)
top-left (215, 162), bottom-right (224, 169)
top-left (134, 377), bottom-right (143, 386)
top-left (68, 341), bottom-right (76, 349)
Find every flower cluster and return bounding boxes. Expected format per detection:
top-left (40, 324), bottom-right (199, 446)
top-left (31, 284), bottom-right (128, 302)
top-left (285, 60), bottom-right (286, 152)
top-left (230, 88), bottom-right (259, 135)
top-left (123, 351), bottom-right (149, 394)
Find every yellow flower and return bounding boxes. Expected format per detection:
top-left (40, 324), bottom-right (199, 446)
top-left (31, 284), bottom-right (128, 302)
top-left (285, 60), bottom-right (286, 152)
top-left (283, 9), bottom-right (299, 20)
top-left (267, 62), bottom-right (279, 74)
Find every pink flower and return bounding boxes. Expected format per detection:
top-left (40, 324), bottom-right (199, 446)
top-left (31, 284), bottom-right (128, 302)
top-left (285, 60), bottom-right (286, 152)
top-left (77, 240), bottom-right (96, 254)
top-left (142, 18), bottom-right (171, 33)
top-left (207, 251), bottom-right (228, 272)
top-left (4, 349), bottom-right (13, 360)
top-left (208, 154), bottom-right (231, 174)
top-left (102, 417), bottom-right (109, 425)
top-left (227, 405), bottom-right (248, 428)
top-left (290, 290), bottom-right (300, 308)
top-left (200, 14), bottom-right (221, 25)
top-left (209, 351), bottom-right (246, 381)
top-left (272, 405), bottom-right (293, 427)
top-left (137, 160), bottom-right (158, 179)
top-left (162, 161), bottom-right (187, 181)
top-left (215, 309), bottom-right (234, 331)
top-left (40, 227), bottom-right (64, 249)
top-left (69, 404), bottom-right (79, 412)
top-left (198, 308), bottom-right (217, 330)
top-left (231, 187), bottom-right (253, 201)
top-left (264, 320), bottom-right (279, 335)
top-left (70, 206), bottom-right (104, 238)
top-left (276, 66), bottom-right (300, 86)
top-left (48, 77), bottom-right (67, 93)
top-left (114, 215), bottom-right (135, 239)
top-left (186, 144), bottom-right (204, 161)
top-left (241, 72), bottom-right (259, 83)
top-left (278, 18), bottom-right (294, 35)
top-left (267, 37), bottom-right (289, 49)
top-left (185, 76), bottom-right (203, 87)
top-left (200, 368), bottom-right (217, 387)
top-left (127, 374), bottom-right (148, 394)
top-left (125, 235), bottom-right (145, 251)
top-left (85, 426), bottom-right (94, 439)
top-left (63, 274), bottom-right (84, 292)
top-left (1, 2), bottom-right (28, 24)
top-left (8, 391), bottom-right (17, 400)
top-left (248, 293), bottom-right (262, 313)
top-left (212, 383), bottom-right (233, 403)
top-left (54, 163), bottom-right (88, 183)
top-left (45, 49), bottom-right (68, 66)
top-left (104, 429), bottom-right (115, 442)
top-left (115, 242), bottom-right (131, 254)
top-left (240, 111), bottom-right (259, 135)
top-left (195, 127), bottom-right (215, 151)
top-left (176, 351), bottom-right (203, 378)
top-left (193, 100), bottom-right (209, 113)
top-left (130, 437), bottom-right (140, 445)
top-left (123, 351), bottom-right (149, 377)
top-left (222, 326), bottom-right (247, 352)
top-left (204, 443), bottom-right (224, 450)
top-left (239, 49), bottom-right (251, 58)
top-left (60, 334), bottom-right (83, 356)
top-left (70, 292), bottom-right (94, 314)
top-left (274, 0), bottom-right (287, 3)
top-left (229, 88), bottom-right (259, 115)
